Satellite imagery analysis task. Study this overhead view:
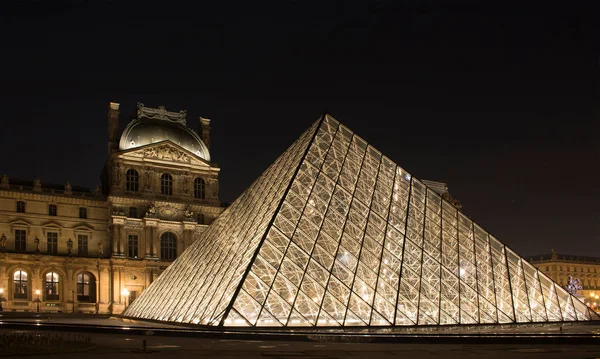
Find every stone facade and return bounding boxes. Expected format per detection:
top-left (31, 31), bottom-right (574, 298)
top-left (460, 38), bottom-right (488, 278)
top-left (0, 102), bottom-right (224, 314)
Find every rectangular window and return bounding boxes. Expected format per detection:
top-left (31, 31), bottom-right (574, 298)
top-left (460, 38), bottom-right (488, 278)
top-left (47, 232), bottom-right (58, 254)
top-left (16, 201), bottom-right (25, 213)
top-left (15, 229), bottom-right (26, 252)
top-left (129, 207), bottom-right (138, 218)
top-left (48, 204), bottom-right (57, 216)
top-left (77, 234), bottom-right (88, 256)
top-left (197, 213), bottom-right (205, 224)
top-left (79, 207), bottom-right (87, 219)
top-left (128, 235), bottom-right (139, 259)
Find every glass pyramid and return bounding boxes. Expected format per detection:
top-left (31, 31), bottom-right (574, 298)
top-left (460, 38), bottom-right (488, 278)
top-left (124, 115), bottom-right (599, 327)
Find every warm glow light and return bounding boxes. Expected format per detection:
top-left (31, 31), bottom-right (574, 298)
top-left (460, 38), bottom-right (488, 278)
top-left (122, 288), bottom-right (130, 297)
top-left (0, 288), bottom-right (4, 294)
top-left (122, 115), bottom-right (596, 328)
top-left (35, 289), bottom-right (40, 295)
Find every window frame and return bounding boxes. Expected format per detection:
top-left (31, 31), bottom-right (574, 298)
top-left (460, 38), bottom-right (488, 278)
top-left (128, 207), bottom-right (138, 219)
top-left (15, 229), bottom-right (26, 252)
top-left (47, 232), bottom-right (58, 254)
top-left (160, 232), bottom-right (177, 261)
top-left (77, 234), bottom-right (89, 256)
top-left (128, 234), bottom-right (139, 259)
top-left (76, 272), bottom-right (96, 302)
top-left (79, 207), bottom-right (87, 219)
top-left (16, 201), bottom-right (25, 213)
top-left (13, 270), bottom-right (28, 300)
top-left (193, 177), bottom-right (206, 199)
top-left (48, 204), bottom-right (57, 216)
top-left (44, 272), bottom-right (60, 301)
top-left (126, 169), bottom-right (139, 192)
top-left (160, 173), bottom-right (173, 196)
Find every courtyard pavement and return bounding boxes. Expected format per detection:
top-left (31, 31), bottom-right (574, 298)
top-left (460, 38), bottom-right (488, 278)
top-left (1, 313), bottom-right (600, 358)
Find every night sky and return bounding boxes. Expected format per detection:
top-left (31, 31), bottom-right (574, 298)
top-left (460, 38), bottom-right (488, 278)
top-left (2, 1), bottom-right (598, 257)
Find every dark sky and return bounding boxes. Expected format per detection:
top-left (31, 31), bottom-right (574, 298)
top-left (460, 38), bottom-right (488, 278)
top-left (1, 1), bottom-right (598, 257)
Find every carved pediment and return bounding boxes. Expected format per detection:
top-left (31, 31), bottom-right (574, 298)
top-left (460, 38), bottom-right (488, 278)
top-left (41, 221), bottom-right (63, 229)
top-left (121, 142), bottom-right (212, 167)
top-left (10, 219), bottom-right (32, 227)
top-left (73, 222), bottom-right (94, 231)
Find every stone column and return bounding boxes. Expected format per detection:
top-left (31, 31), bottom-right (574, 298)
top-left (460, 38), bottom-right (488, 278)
top-left (182, 222), bottom-right (196, 252)
top-left (153, 228), bottom-right (160, 259)
top-left (111, 217), bottom-right (126, 257)
top-left (143, 218), bottom-right (158, 259)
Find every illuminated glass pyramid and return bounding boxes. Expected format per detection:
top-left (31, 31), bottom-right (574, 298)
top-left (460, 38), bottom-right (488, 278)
top-left (124, 115), bottom-right (599, 327)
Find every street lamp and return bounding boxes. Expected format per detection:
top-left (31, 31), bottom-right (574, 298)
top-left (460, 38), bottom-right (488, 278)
top-left (0, 288), bottom-right (4, 312)
top-left (121, 288), bottom-right (130, 312)
top-left (35, 289), bottom-right (41, 313)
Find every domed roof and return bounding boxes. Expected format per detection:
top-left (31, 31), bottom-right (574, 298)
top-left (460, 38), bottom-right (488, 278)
top-left (118, 104), bottom-right (210, 161)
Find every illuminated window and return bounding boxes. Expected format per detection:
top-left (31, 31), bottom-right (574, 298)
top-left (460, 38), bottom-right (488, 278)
top-left (78, 234), bottom-right (88, 256)
top-left (160, 232), bottom-right (177, 261)
top-left (16, 201), bottom-right (25, 213)
top-left (45, 272), bottom-right (60, 301)
top-left (194, 178), bottom-right (205, 199)
top-left (48, 204), bottom-right (57, 216)
top-left (15, 229), bottom-right (26, 252)
top-left (77, 272), bottom-right (96, 302)
top-left (47, 232), bottom-right (58, 254)
top-left (13, 270), bottom-right (28, 300)
top-left (128, 235), bottom-right (139, 259)
top-left (161, 174), bottom-right (173, 195)
top-left (126, 169), bottom-right (139, 192)
top-left (79, 207), bottom-right (87, 219)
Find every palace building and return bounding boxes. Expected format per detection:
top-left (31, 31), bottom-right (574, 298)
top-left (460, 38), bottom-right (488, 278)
top-left (528, 250), bottom-right (600, 313)
top-left (0, 103), bottom-right (225, 314)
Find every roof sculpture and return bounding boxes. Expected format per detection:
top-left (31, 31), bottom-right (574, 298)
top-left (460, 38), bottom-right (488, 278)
top-left (124, 114), bottom-right (599, 327)
top-left (119, 103), bottom-right (211, 161)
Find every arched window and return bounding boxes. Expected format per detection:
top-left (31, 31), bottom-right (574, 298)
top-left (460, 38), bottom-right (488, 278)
top-left (126, 169), bottom-right (139, 192)
top-left (45, 272), bottom-right (60, 301)
top-left (160, 232), bottom-right (177, 261)
top-left (160, 174), bottom-right (173, 195)
top-left (76, 272), bottom-right (96, 302)
top-left (13, 270), bottom-right (28, 300)
top-left (194, 177), bottom-right (205, 199)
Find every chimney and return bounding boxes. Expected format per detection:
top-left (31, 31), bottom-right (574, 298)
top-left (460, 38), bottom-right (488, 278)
top-left (108, 102), bottom-right (120, 155)
top-left (199, 117), bottom-right (211, 150)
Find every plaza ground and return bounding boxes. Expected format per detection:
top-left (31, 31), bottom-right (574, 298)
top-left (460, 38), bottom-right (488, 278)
top-left (1, 313), bottom-right (600, 358)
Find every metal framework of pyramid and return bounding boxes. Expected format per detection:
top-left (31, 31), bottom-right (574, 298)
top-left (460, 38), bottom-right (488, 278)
top-left (124, 114), bottom-right (599, 327)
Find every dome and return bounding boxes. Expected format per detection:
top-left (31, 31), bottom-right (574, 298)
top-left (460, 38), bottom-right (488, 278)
top-left (119, 118), bottom-right (211, 161)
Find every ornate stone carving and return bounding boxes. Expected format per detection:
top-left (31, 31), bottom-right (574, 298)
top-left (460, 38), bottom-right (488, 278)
top-left (94, 185), bottom-right (102, 196)
top-left (137, 103), bottom-right (187, 125)
top-left (184, 206), bottom-right (194, 220)
top-left (206, 176), bottom-right (219, 198)
top-left (34, 236), bottom-right (40, 252)
top-left (67, 238), bottom-right (73, 254)
top-left (146, 203), bottom-right (157, 217)
top-left (142, 144), bottom-right (191, 163)
top-left (1, 175), bottom-right (8, 189)
top-left (182, 173), bottom-right (192, 195)
top-left (112, 163), bottom-right (123, 189)
top-left (0, 233), bottom-right (6, 250)
top-left (33, 178), bottom-right (41, 192)
top-left (64, 182), bottom-right (72, 195)
top-left (143, 167), bottom-right (154, 190)
top-left (157, 203), bottom-right (178, 219)
top-left (98, 242), bottom-right (103, 257)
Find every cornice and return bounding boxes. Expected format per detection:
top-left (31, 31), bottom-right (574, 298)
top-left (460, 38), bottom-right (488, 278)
top-left (107, 196), bottom-right (224, 214)
top-left (0, 190), bottom-right (106, 206)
